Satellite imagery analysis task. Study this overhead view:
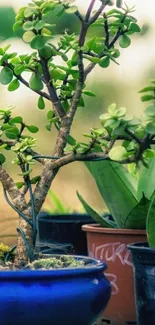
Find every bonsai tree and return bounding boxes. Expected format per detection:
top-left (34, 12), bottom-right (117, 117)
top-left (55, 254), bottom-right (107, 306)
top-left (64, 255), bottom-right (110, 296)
top-left (0, 0), bottom-right (146, 266)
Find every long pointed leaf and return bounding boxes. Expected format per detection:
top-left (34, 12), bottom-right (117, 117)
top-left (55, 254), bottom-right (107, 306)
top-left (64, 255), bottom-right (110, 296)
top-left (85, 161), bottom-right (138, 228)
top-left (147, 193), bottom-right (155, 247)
top-left (137, 157), bottom-right (155, 200)
top-left (77, 191), bottom-right (115, 228)
top-left (123, 195), bottom-right (149, 229)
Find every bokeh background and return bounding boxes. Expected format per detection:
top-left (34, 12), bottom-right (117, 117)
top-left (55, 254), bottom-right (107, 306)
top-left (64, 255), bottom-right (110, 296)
top-left (0, 0), bottom-right (154, 244)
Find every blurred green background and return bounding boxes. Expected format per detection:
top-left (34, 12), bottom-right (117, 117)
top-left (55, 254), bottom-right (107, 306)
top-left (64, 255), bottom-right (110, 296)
top-left (0, 0), bottom-right (154, 244)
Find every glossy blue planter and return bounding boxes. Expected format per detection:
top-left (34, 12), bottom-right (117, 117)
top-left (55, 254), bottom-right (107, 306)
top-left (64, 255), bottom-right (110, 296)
top-left (0, 255), bottom-right (111, 325)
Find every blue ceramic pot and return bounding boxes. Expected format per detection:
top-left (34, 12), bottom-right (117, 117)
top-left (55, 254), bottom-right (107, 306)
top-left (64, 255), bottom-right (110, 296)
top-left (0, 255), bottom-right (111, 325)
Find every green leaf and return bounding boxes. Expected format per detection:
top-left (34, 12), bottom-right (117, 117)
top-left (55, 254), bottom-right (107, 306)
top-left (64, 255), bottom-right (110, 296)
top-left (31, 176), bottom-right (41, 184)
top-left (124, 195), bottom-right (149, 229)
top-left (67, 135), bottom-right (76, 146)
top-left (65, 6), bottom-right (78, 14)
top-left (26, 125), bottom-right (39, 133)
top-left (139, 86), bottom-right (155, 93)
top-left (10, 116), bottom-right (23, 124)
top-left (107, 9), bottom-right (122, 15)
top-left (83, 90), bottom-right (96, 97)
top-left (29, 72), bottom-right (43, 91)
top-left (39, 45), bottom-right (53, 59)
top-left (78, 96), bottom-right (85, 107)
top-left (147, 193), bottom-right (155, 247)
top-left (5, 126), bottom-right (19, 139)
top-left (143, 149), bottom-right (155, 159)
top-left (137, 157), bottom-right (155, 200)
top-left (99, 57), bottom-right (110, 68)
top-left (24, 7), bottom-right (37, 18)
top-left (85, 160), bottom-right (138, 228)
top-left (108, 103), bottom-right (117, 115)
top-left (38, 96), bottom-right (45, 110)
top-left (14, 64), bottom-right (25, 75)
top-left (45, 124), bottom-right (51, 131)
top-left (13, 21), bottom-right (23, 32)
top-left (87, 56), bottom-right (100, 64)
top-left (47, 189), bottom-right (67, 214)
top-left (116, 0), bottom-right (123, 8)
top-left (129, 23), bottom-right (141, 33)
top-left (0, 144), bottom-right (7, 150)
top-left (0, 67), bottom-right (13, 85)
top-left (116, 107), bottom-right (126, 117)
top-left (146, 122), bottom-right (155, 134)
top-left (109, 146), bottom-right (127, 161)
top-left (77, 191), bottom-right (114, 227)
top-left (34, 20), bottom-right (45, 30)
top-left (145, 105), bottom-right (155, 117)
top-left (0, 154), bottom-right (5, 164)
top-left (16, 182), bottom-right (25, 189)
top-left (141, 95), bottom-right (154, 102)
top-left (23, 31), bottom-right (35, 43)
top-left (47, 110), bottom-right (54, 121)
top-left (0, 48), bottom-right (4, 56)
top-left (8, 79), bottom-right (20, 91)
top-left (3, 45), bottom-right (11, 53)
top-left (30, 35), bottom-right (48, 49)
top-left (119, 35), bottom-right (131, 48)
top-left (50, 68), bottom-right (66, 81)
top-left (23, 21), bottom-right (34, 31)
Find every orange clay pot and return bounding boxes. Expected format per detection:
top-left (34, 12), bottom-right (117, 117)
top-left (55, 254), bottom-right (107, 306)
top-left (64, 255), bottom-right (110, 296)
top-left (82, 224), bottom-right (146, 325)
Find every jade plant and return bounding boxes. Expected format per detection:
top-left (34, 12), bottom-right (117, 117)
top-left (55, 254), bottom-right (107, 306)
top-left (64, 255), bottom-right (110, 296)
top-left (78, 83), bottom-right (155, 245)
top-left (78, 90), bottom-right (155, 229)
top-left (0, 0), bottom-right (149, 266)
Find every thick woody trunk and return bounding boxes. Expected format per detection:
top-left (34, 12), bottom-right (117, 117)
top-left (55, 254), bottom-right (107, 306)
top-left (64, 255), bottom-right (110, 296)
top-left (15, 168), bottom-right (59, 266)
top-left (15, 214), bottom-right (34, 267)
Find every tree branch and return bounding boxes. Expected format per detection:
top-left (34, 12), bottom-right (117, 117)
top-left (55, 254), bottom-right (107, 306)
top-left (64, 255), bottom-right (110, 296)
top-left (75, 10), bottom-right (84, 23)
top-left (0, 166), bottom-right (27, 211)
top-left (84, 12), bottom-right (128, 78)
top-left (0, 139), bottom-right (45, 165)
top-left (39, 56), bottom-right (65, 118)
top-left (125, 128), bottom-right (142, 145)
top-left (89, 0), bottom-right (108, 25)
top-left (104, 13), bottom-right (109, 47)
top-left (85, 0), bottom-right (97, 22)
top-left (4, 62), bottom-right (50, 101)
top-left (49, 151), bottom-right (138, 169)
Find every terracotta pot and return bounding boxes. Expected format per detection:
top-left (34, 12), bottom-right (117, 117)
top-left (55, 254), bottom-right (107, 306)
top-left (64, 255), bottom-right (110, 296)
top-left (82, 224), bottom-right (146, 325)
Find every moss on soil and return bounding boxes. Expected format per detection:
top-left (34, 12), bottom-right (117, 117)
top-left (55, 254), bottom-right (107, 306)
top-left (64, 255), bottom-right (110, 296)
top-left (28, 255), bottom-right (85, 270)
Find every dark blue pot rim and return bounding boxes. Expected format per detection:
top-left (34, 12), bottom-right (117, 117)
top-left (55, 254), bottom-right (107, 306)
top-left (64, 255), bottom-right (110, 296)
top-left (0, 255), bottom-right (107, 279)
top-left (128, 242), bottom-right (154, 253)
top-left (38, 213), bottom-right (94, 223)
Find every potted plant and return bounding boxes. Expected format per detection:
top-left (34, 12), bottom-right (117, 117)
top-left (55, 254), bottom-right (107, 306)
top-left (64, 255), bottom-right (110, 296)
top-left (0, 0), bottom-right (141, 323)
top-left (127, 84), bottom-right (155, 325)
top-left (78, 92), bottom-right (155, 324)
top-left (36, 190), bottom-right (95, 255)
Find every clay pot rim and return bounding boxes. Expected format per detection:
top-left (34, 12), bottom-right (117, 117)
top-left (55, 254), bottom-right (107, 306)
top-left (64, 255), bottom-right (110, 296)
top-left (82, 224), bottom-right (146, 235)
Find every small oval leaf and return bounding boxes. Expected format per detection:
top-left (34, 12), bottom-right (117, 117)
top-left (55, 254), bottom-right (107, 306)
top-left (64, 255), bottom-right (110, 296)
top-left (26, 125), bottom-right (39, 133)
top-left (109, 146), bottom-right (127, 161)
top-left (8, 79), bottom-right (20, 91)
top-left (23, 31), bottom-right (35, 43)
top-left (0, 67), bottom-right (13, 85)
top-left (29, 72), bottom-right (43, 91)
top-left (119, 34), bottom-right (131, 48)
top-left (99, 57), bottom-right (110, 68)
top-left (38, 96), bottom-right (45, 110)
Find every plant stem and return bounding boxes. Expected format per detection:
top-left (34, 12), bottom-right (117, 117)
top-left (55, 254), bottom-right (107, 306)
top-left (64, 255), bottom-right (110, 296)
top-left (39, 56), bottom-right (65, 118)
